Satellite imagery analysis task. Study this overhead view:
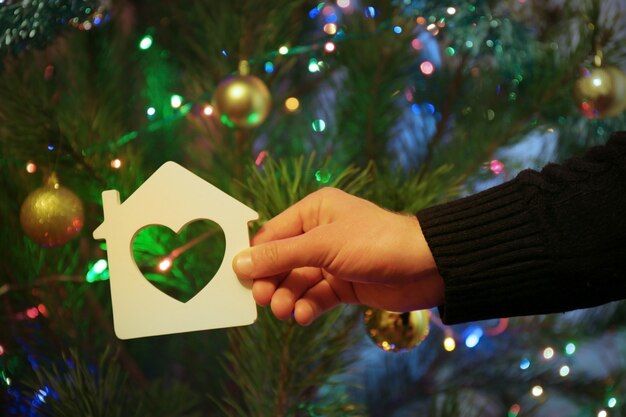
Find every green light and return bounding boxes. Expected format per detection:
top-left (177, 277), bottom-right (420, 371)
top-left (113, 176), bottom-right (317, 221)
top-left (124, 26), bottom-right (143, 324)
top-left (170, 94), bottom-right (183, 109)
top-left (315, 170), bottom-right (332, 183)
top-left (486, 40), bottom-right (494, 48)
top-left (139, 35), bottom-right (153, 50)
top-left (87, 259), bottom-right (109, 283)
top-left (246, 112), bottom-right (260, 124)
top-left (565, 342), bottom-right (576, 355)
top-left (220, 114), bottom-right (235, 128)
top-left (608, 398), bottom-right (617, 408)
top-left (312, 119), bottom-right (326, 132)
top-left (468, 5), bottom-right (476, 12)
top-left (446, 47), bottom-right (455, 56)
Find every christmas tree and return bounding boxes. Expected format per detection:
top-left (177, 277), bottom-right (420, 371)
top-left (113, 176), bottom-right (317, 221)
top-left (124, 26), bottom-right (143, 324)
top-left (1, 0), bottom-right (626, 416)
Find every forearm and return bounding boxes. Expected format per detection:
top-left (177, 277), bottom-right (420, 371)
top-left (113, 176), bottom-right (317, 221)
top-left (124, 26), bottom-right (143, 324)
top-left (417, 132), bottom-right (626, 324)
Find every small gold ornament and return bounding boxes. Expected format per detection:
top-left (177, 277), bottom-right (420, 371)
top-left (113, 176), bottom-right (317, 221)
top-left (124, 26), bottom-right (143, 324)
top-left (213, 65), bottom-right (271, 129)
top-left (363, 308), bottom-right (430, 352)
top-left (574, 66), bottom-right (626, 119)
top-left (20, 173), bottom-right (84, 247)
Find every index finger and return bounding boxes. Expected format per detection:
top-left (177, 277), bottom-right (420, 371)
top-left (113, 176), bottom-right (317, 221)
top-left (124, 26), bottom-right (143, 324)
top-left (252, 189), bottom-right (326, 245)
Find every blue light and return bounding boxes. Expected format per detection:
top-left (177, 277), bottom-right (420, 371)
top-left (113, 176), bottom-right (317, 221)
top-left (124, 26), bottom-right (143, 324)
top-left (309, 7), bottom-right (321, 19)
top-left (221, 49), bottom-right (228, 57)
top-left (393, 25), bottom-right (402, 34)
top-left (47, 144), bottom-right (55, 151)
top-left (464, 326), bottom-right (483, 348)
top-left (365, 6), bottom-right (376, 18)
top-left (520, 358), bottom-right (531, 370)
top-left (411, 103), bottom-right (420, 114)
top-left (325, 14), bottom-right (338, 23)
top-left (264, 61), bottom-right (274, 73)
top-left (425, 103), bottom-right (435, 114)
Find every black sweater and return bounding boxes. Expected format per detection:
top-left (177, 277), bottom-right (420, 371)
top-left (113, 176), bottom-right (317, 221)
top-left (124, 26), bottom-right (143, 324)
top-left (417, 131), bottom-right (626, 324)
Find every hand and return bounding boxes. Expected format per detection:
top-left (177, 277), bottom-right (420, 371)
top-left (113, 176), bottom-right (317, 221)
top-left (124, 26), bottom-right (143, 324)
top-left (232, 187), bottom-right (444, 326)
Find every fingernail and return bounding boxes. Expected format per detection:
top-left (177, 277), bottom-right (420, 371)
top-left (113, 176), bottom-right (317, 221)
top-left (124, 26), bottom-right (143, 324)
top-left (234, 248), bottom-right (254, 278)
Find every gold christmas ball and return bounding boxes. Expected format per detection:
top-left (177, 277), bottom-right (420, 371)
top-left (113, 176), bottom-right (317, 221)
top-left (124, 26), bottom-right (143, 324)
top-left (574, 66), bottom-right (626, 119)
top-left (213, 75), bottom-right (271, 128)
top-left (20, 173), bottom-right (84, 247)
top-left (363, 308), bottom-right (430, 352)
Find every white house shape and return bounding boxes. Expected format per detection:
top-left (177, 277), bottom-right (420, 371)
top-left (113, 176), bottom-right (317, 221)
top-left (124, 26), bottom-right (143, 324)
top-left (93, 161), bottom-right (258, 339)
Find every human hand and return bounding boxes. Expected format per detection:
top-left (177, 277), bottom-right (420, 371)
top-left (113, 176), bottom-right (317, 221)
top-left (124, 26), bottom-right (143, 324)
top-left (232, 187), bottom-right (444, 326)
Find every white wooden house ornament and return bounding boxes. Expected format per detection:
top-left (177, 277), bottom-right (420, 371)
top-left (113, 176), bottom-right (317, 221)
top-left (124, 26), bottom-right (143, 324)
top-left (93, 161), bottom-right (258, 339)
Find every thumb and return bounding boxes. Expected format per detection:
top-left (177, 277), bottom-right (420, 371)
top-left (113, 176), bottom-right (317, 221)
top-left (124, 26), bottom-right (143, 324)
top-left (232, 228), bottom-right (332, 279)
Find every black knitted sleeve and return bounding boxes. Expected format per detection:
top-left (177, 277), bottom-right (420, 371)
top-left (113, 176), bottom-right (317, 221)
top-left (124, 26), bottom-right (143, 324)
top-left (417, 132), bottom-right (626, 324)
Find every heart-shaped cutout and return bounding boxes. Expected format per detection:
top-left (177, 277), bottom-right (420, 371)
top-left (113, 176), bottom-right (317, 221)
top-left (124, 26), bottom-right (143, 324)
top-left (132, 219), bottom-right (226, 303)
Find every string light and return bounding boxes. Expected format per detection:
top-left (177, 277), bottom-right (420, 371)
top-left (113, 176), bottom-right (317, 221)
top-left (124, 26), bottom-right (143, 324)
top-left (608, 398), bottom-right (617, 408)
top-left (531, 385), bottom-right (544, 397)
top-left (110, 158), bottom-right (122, 169)
top-left (565, 342), bottom-right (576, 355)
top-left (598, 410), bottom-right (607, 417)
top-left (508, 404), bottom-right (521, 417)
top-left (158, 257), bottom-right (173, 272)
top-left (26, 161), bottom-right (37, 173)
top-left (170, 94), bottom-right (183, 109)
top-left (146, 107), bottom-right (157, 118)
top-left (464, 326), bottom-right (483, 348)
top-left (203, 105), bottom-right (214, 116)
top-left (489, 159), bottom-right (504, 174)
top-left (520, 358), bottom-right (531, 370)
top-left (255, 150), bottom-right (268, 166)
top-left (447, 7), bottom-right (457, 15)
top-left (312, 119), bottom-right (326, 132)
top-left (420, 61), bottom-right (435, 76)
top-left (139, 35), bottom-right (153, 50)
top-left (278, 45), bottom-right (289, 55)
top-left (86, 259), bottom-right (109, 283)
top-left (323, 23), bottom-right (337, 35)
top-left (411, 38), bottom-right (423, 50)
top-left (337, 0), bottom-right (350, 8)
top-left (0, 344), bottom-right (4, 356)
top-left (284, 97), bottom-right (300, 112)
top-left (324, 42), bottom-right (336, 53)
top-left (443, 336), bottom-right (456, 351)
top-left (559, 365), bottom-right (570, 377)
top-left (543, 347), bottom-right (555, 360)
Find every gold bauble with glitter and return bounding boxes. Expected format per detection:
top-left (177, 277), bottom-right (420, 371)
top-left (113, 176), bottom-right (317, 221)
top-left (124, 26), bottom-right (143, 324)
top-left (574, 66), bottom-right (626, 119)
top-left (20, 173), bottom-right (84, 247)
top-left (363, 308), bottom-right (430, 352)
top-left (213, 75), bottom-right (271, 128)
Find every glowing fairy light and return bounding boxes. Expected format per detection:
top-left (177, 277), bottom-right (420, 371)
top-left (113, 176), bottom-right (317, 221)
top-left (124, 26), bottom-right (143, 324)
top-left (508, 404), bottom-right (521, 417)
top-left (598, 410), bottom-right (607, 417)
top-left (411, 38), bottom-right (423, 50)
top-left (323, 23), bottom-right (337, 35)
top-left (146, 107), bottom-right (156, 118)
top-left (565, 342), bottom-right (576, 355)
top-left (255, 150), bottom-right (268, 166)
top-left (543, 347), bottom-right (554, 360)
top-left (26, 161), bottom-right (37, 173)
top-left (531, 385), bottom-right (543, 397)
top-left (324, 42), bottom-right (336, 53)
top-left (0, 344), bottom-right (5, 355)
top-left (447, 7), bottom-right (457, 15)
top-left (489, 160), bottom-right (504, 174)
top-left (519, 358), bottom-right (530, 370)
top-left (559, 365), bottom-right (570, 377)
top-left (308, 59), bottom-right (320, 72)
top-left (110, 158), bottom-right (122, 169)
top-left (443, 336), bottom-right (456, 351)
top-left (86, 259), bottom-right (109, 283)
top-left (608, 398), bottom-right (617, 408)
top-left (420, 61), bottom-right (435, 76)
top-left (464, 326), bottom-right (483, 348)
top-left (337, 0), bottom-right (350, 8)
top-left (393, 25), bottom-right (402, 34)
top-left (284, 97), bottom-right (300, 112)
top-left (170, 94), bottom-right (183, 109)
top-left (158, 257), bottom-right (173, 272)
top-left (203, 105), bottom-right (214, 116)
top-left (139, 35), bottom-right (153, 50)
top-left (278, 45), bottom-right (289, 55)
top-left (312, 119), bottom-right (326, 132)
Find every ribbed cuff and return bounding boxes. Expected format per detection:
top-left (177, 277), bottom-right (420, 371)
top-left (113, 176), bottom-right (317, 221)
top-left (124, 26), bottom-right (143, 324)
top-left (417, 177), bottom-right (550, 324)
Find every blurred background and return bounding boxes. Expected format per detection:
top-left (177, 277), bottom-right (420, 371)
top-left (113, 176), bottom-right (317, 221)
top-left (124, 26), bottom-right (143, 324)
top-left (1, 0), bottom-right (626, 416)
